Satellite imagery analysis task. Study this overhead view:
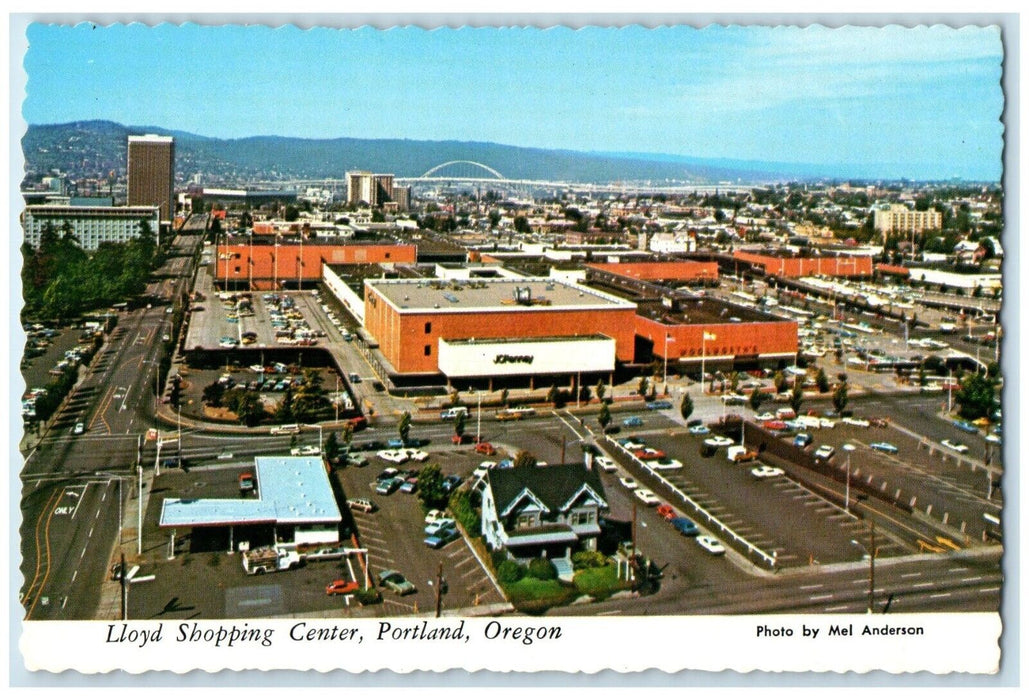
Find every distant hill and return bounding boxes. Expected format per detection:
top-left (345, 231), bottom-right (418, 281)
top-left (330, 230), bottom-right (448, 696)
top-left (21, 120), bottom-right (838, 187)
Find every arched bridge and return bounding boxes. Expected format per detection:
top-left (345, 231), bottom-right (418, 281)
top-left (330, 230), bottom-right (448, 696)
top-left (418, 160), bottom-right (507, 180)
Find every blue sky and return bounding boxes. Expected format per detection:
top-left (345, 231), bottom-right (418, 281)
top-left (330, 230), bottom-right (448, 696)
top-left (20, 22), bottom-right (1004, 180)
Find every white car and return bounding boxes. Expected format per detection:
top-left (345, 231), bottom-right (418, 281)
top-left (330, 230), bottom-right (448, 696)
top-left (819, 418), bottom-right (836, 429)
top-left (619, 476), bottom-right (639, 490)
top-left (595, 456), bottom-right (618, 473)
top-left (634, 488), bottom-right (661, 506)
top-left (649, 458), bottom-right (683, 471)
top-left (376, 449), bottom-right (410, 464)
top-left (424, 509), bottom-right (448, 524)
top-left (696, 535), bottom-right (726, 555)
top-left (72, 422), bottom-right (85, 435)
top-left (619, 438), bottom-right (646, 450)
top-left (814, 445), bottom-right (835, 460)
top-left (704, 436), bottom-right (734, 448)
top-left (985, 433), bottom-right (1002, 445)
top-left (842, 417), bottom-right (870, 428)
top-left (479, 461), bottom-right (497, 470)
top-left (941, 439), bottom-right (970, 454)
top-left (403, 448), bottom-right (429, 462)
top-left (751, 465), bottom-right (785, 479)
top-left (754, 412), bottom-right (776, 421)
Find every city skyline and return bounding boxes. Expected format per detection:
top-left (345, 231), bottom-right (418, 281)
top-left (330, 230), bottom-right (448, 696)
top-left (19, 21), bottom-right (1004, 182)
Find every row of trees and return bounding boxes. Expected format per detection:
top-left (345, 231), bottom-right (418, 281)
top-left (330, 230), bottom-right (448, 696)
top-left (22, 220), bottom-right (159, 319)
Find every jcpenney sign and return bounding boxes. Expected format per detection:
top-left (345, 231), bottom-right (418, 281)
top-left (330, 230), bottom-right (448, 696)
top-left (494, 354), bottom-right (534, 364)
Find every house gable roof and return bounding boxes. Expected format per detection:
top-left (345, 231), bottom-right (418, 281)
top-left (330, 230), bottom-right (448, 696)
top-left (487, 464), bottom-right (607, 516)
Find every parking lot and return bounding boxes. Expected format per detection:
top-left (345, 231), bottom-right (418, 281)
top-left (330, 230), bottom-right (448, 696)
top-left (336, 447), bottom-right (505, 615)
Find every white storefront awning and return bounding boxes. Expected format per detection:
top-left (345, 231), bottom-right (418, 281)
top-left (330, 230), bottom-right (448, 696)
top-left (438, 335), bottom-right (616, 378)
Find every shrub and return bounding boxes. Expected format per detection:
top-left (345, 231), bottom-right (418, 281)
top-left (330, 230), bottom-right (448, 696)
top-left (498, 559), bottom-right (526, 584)
top-left (527, 557), bottom-right (557, 581)
top-left (449, 489), bottom-right (481, 537)
top-left (355, 587), bottom-right (382, 606)
top-left (571, 550), bottom-right (609, 570)
top-left (490, 548), bottom-right (510, 570)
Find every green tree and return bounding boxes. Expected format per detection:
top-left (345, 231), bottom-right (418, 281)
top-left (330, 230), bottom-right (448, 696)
top-left (513, 451), bottom-right (537, 469)
top-left (598, 403), bottom-right (611, 431)
top-left (955, 374), bottom-right (996, 420)
top-left (275, 385), bottom-right (295, 423)
top-left (680, 393), bottom-right (694, 422)
top-left (398, 410), bottom-right (412, 444)
top-left (832, 381), bottom-right (849, 415)
top-left (453, 413), bottom-right (466, 441)
top-left (234, 391), bottom-right (265, 426)
top-left (417, 463), bottom-right (448, 509)
top-left (595, 380), bottom-right (607, 403)
top-left (499, 388), bottom-right (509, 407)
top-left (728, 371), bottom-right (741, 394)
top-left (513, 215), bottom-right (531, 234)
top-left (773, 371), bottom-right (788, 394)
top-left (815, 368), bottom-right (830, 393)
top-left (748, 387), bottom-right (764, 412)
top-left (547, 384), bottom-right (560, 407)
top-left (789, 383), bottom-right (805, 414)
top-left (202, 381), bottom-right (226, 407)
top-left (324, 432), bottom-right (341, 464)
top-left (637, 376), bottom-right (649, 397)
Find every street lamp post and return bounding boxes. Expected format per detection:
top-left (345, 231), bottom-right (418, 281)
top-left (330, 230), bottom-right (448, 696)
top-left (842, 443), bottom-right (856, 514)
top-left (851, 521), bottom-right (877, 614)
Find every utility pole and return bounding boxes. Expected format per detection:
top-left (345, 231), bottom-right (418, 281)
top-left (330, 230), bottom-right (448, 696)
top-left (119, 552), bottom-right (127, 621)
top-left (434, 561), bottom-right (444, 618)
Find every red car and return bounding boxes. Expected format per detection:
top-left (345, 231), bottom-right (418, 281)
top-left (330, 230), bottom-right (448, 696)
top-left (656, 504), bottom-right (676, 521)
top-left (763, 420), bottom-right (788, 431)
top-left (346, 416), bottom-right (368, 431)
top-left (325, 580), bottom-right (360, 596)
top-left (475, 442), bottom-right (497, 456)
top-left (633, 448), bottom-right (666, 460)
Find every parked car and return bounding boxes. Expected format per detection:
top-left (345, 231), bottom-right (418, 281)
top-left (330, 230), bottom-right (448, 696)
top-left (645, 400), bottom-right (673, 410)
top-left (794, 433), bottom-right (813, 448)
top-left (634, 488), bottom-right (661, 506)
top-left (696, 535), bottom-right (726, 555)
top-left (441, 474), bottom-right (464, 494)
top-left (649, 458), bottom-right (683, 471)
top-left (941, 439), bottom-right (969, 454)
top-left (670, 517), bottom-right (699, 536)
top-left (763, 420), bottom-right (788, 431)
top-left (325, 580), bottom-right (360, 596)
top-left (618, 476), bottom-right (639, 490)
top-left (475, 442), bottom-right (497, 456)
top-left (424, 518), bottom-right (456, 536)
top-left (704, 436), bottom-right (734, 448)
top-left (399, 478), bottom-right (419, 494)
top-left (688, 425), bottom-right (711, 435)
top-left (754, 412), bottom-right (776, 421)
top-left (425, 509), bottom-right (448, 524)
top-left (72, 422), bottom-right (85, 435)
top-left (623, 416), bottom-right (644, 427)
top-left (633, 447), bottom-right (666, 460)
top-left (375, 477), bottom-right (403, 495)
top-left (952, 420), bottom-right (979, 434)
top-left (347, 498), bottom-right (376, 513)
top-left (656, 504), bottom-right (676, 520)
top-left (842, 417), bottom-right (871, 428)
top-left (378, 570), bottom-right (416, 595)
top-left (617, 437), bottom-right (646, 450)
top-left (814, 445), bottom-right (835, 460)
top-left (870, 442), bottom-right (899, 454)
top-left (376, 450), bottom-right (410, 464)
top-left (750, 465), bottom-right (785, 479)
top-left (595, 456), bottom-right (617, 472)
top-left (424, 528), bottom-right (459, 549)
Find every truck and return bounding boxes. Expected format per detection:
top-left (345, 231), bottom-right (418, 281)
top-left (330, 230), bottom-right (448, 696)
top-left (239, 471), bottom-right (255, 494)
top-left (241, 547), bottom-right (301, 575)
